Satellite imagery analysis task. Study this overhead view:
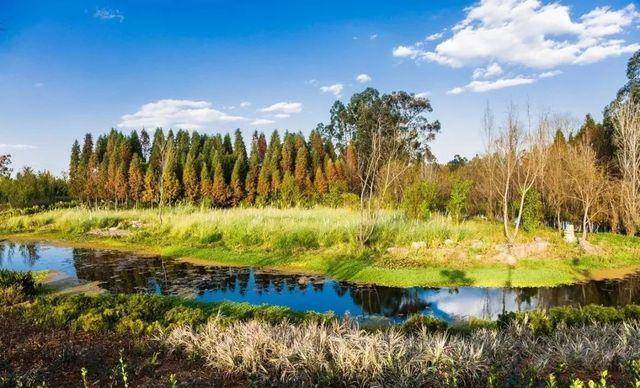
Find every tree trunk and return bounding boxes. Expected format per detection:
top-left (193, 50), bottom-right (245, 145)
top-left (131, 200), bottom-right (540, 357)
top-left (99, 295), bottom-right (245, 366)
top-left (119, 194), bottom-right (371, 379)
top-left (582, 204), bottom-right (589, 241)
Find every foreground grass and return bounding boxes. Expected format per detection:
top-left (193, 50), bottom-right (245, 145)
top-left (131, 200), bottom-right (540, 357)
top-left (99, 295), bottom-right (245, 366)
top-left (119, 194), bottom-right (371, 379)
top-left (4, 270), bottom-right (640, 386)
top-left (2, 206), bottom-right (640, 287)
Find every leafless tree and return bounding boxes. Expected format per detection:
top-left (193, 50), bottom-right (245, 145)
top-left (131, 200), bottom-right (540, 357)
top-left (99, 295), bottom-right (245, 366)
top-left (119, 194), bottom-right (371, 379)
top-left (612, 96), bottom-right (640, 235)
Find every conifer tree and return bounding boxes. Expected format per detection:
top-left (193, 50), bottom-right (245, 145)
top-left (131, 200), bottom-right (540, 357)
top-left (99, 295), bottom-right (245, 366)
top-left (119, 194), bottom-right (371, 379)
top-left (314, 166), bottom-right (327, 195)
top-left (81, 134), bottom-right (94, 166)
top-left (114, 160), bottom-right (128, 206)
top-left (230, 153), bottom-right (246, 205)
top-left (161, 141), bottom-right (181, 204)
top-left (257, 133), bottom-right (268, 161)
top-left (142, 167), bottom-right (158, 204)
top-left (128, 154), bottom-right (144, 206)
top-left (210, 154), bottom-right (229, 207)
top-left (199, 163), bottom-right (211, 200)
top-left (85, 153), bottom-right (100, 207)
top-left (280, 171), bottom-right (299, 207)
top-left (245, 143), bottom-right (260, 204)
top-left (256, 157), bottom-right (271, 201)
top-left (294, 144), bottom-right (310, 189)
top-left (183, 151), bottom-right (200, 202)
top-left (309, 130), bottom-right (325, 173)
top-left (280, 133), bottom-right (296, 175)
top-left (69, 140), bottom-right (82, 199)
top-left (324, 155), bottom-right (338, 182)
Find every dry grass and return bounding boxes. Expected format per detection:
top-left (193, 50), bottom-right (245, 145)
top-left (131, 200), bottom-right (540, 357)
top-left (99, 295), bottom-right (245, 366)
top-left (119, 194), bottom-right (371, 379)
top-left (165, 318), bottom-right (640, 387)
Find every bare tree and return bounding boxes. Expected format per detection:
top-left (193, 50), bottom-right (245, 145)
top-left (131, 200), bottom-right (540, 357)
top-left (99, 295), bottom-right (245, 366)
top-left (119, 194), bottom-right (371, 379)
top-left (489, 104), bottom-right (549, 242)
top-left (564, 140), bottom-right (607, 240)
top-left (612, 96), bottom-right (640, 235)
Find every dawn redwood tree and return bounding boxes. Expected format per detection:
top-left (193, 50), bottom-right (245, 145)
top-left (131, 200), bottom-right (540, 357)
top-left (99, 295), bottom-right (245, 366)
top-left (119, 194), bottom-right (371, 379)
top-left (211, 154), bottom-right (229, 207)
top-left (68, 140), bottom-right (82, 199)
top-left (314, 166), bottom-right (327, 196)
top-left (294, 144), bottom-right (310, 190)
top-left (321, 88), bottom-right (440, 244)
top-left (183, 151), bottom-right (200, 203)
top-left (229, 153), bottom-right (246, 206)
top-left (199, 163), bottom-right (211, 201)
top-left (256, 157), bottom-right (271, 202)
top-left (128, 154), bottom-right (144, 206)
top-left (161, 140), bottom-right (181, 204)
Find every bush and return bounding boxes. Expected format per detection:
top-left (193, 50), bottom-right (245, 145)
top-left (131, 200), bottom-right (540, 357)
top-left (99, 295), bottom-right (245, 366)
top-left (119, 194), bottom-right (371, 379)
top-left (0, 270), bottom-right (36, 297)
top-left (446, 178), bottom-right (472, 223)
top-left (402, 180), bottom-right (438, 221)
top-left (520, 189), bottom-right (543, 232)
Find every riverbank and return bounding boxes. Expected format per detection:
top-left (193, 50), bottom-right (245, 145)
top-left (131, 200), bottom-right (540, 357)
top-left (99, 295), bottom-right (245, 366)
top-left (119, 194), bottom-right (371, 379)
top-left (4, 270), bottom-right (640, 386)
top-left (2, 206), bottom-right (640, 287)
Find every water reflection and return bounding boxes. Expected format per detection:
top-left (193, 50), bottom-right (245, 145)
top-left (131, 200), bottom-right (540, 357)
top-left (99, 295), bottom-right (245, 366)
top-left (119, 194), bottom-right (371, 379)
top-left (2, 241), bottom-right (640, 322)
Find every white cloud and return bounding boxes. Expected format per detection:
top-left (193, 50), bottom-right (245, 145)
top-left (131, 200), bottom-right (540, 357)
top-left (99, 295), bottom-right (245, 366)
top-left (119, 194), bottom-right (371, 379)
top-left (118, 99), bottom-right (247, 129)
top-left (415, 91), bottom-right (431, 99)
top-left (274, 113), bottom-right (290, 119)
top-left (251, 118), bottom-right (276, 126)
top-left (0, 144), bottom-right (38, 150)
top-left (472, 63), bottom-right (503, 79)
top-left (356, 73), bottom-right (372, 83)
top-left (447, 75), bottom-right (536, 94)
top-left (426, 32), bottom-right (444, 41)
top-left (240, 101), bottom-right (251, 108)
top-left (320, 83), bottom-right (344, 96)
top-left (260, 101), bottom-right (303, 114)
top-left (394, 0), bottom-right (640, 69)
top-left (538, 70), bottom-right (562, 78)
top-left (370, 34), bottom-right (378, 40)
top-left (94, 8), bottom-right (124, 22)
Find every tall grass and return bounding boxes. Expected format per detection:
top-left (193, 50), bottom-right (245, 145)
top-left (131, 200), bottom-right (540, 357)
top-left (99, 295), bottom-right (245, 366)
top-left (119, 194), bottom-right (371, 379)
top-left (0, 206), bottom-right (488, 253)
top-left (166, 318), bottom-right (640, 386)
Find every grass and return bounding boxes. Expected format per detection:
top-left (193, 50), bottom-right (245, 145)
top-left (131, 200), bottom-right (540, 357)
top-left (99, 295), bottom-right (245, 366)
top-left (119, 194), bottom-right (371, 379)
top-left (2, 205), bottom-right (640, 287)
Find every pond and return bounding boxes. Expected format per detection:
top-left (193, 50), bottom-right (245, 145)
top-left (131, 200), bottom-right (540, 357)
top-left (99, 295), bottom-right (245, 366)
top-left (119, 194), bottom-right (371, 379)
top-left (2, 240), bottom-right (640, 323)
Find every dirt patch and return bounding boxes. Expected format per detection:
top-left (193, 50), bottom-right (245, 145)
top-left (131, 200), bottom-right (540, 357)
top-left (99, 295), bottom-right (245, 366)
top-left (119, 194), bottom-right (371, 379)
top-left (0, 311), bottom-right (232, 387)
top-left (88, 227), bottom-right (131, 238)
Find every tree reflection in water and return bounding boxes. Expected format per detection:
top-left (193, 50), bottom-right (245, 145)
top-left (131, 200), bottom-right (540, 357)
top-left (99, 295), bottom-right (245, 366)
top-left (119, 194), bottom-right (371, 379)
top-left (2, 241), bottom-right (640, 321)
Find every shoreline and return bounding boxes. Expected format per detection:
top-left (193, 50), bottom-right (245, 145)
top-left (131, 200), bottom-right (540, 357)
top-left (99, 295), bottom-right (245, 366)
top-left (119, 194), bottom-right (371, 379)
top-left (3, 232), bottom-right (639, 288)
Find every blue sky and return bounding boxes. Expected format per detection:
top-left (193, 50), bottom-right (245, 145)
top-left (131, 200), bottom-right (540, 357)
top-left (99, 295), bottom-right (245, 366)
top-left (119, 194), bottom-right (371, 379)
top-left (1, 0), bottom-right (639, 174)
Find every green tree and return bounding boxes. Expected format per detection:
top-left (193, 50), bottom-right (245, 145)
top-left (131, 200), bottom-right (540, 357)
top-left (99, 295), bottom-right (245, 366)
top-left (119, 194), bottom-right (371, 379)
top-left (245, 143), bottom-right (260, 205)
top-left (183, 151), bottom-right (200, 202)
top-left (210, 154), bottom-right (229, 207)
top-left (161, 141), bottom-right (181, 204)
top-left (68, 140), bottom-right (82, 199)
top-left (294, 144), bottom-right (310, 190)
top-left (229, 153), bottom-right (246, 206)
top-left (199, 163), bottom-right (211, 200)
top-left (279, 171), bottom-right (299, 207)
top-left (446, 178), bottom-right (472, 223)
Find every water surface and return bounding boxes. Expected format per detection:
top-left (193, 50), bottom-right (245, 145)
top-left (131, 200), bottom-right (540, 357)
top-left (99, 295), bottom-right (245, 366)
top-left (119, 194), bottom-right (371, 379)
top-left (2, 240), bottom-right (640, 322)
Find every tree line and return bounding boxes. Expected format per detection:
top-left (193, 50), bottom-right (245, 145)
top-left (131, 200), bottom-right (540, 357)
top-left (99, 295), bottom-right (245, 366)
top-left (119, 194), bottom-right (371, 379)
top-left (0, 155), bottom-right (68, 209)
top-left (67, 127), bottom-right (362, 208)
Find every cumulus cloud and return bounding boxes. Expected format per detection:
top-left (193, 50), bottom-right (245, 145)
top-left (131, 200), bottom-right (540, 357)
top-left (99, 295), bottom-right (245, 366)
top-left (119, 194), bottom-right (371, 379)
top-left (394, 0), bottom-right (640, 69)
top-left (320, 83), bottom-right (344, 96)
top-left (118, 99), bottom-right (247, 129)
top-left (94, 8), bottom-right (124, 22)
top-left (240, 101), bottom-right (251, 108)
top-left (370, 34), bottom-right (378, 40)
top-left (415, 91), bottom-right (432, 99)
top-left (274, 113), bottom-right (290, 119)
top-left (260, 101), bottom-right (303, 114)
top-left (251, 118), bottom-right (275, 126)
top-left (356, 74), bottom-right (372, 83)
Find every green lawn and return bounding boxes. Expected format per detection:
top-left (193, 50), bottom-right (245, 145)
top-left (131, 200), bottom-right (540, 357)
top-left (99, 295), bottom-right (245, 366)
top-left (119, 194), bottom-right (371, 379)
top-left (2, 206), bottom-right (640, 287)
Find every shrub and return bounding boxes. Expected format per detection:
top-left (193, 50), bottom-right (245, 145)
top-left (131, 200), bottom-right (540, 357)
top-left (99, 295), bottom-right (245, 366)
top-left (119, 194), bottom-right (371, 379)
top-left (446, 178), bottom-right (472, 223)
top-left (402, 180), bottom-right (438, 221)
top-left (520, 189), bottom-right (543, 232)
top-left (0, 270), bottom-right (36, 297)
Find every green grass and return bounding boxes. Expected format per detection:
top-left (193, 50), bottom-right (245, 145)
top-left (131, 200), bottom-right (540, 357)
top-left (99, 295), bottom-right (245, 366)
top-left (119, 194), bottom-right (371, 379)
top-left (2, 205), bottom-right (640, 287)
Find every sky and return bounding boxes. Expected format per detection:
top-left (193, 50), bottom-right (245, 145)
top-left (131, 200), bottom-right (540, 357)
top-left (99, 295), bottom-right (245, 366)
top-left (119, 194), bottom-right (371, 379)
top-left (1, 0), bottom-right (639, 175)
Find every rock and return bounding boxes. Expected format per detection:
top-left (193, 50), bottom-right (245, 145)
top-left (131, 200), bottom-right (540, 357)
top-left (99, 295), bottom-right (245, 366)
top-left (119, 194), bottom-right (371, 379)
top-left (470, 240), bottom-right (484, 250)
top-left (88, 227), bottom-right (130, 238)
top-left (495, 252), bottom-right (517, 266)
top-left (494, 238), bottom-right (549, 259)
top-left (129, 220), bottom-right (144, 228)
top-left (411, 241), bottom-right (427, 250)
top-left (578, 238), bottom-right (603, 255)
top-left (386, 246), bottom-right (410, 256)
top-left (564, 223), bottom-right (576, 243)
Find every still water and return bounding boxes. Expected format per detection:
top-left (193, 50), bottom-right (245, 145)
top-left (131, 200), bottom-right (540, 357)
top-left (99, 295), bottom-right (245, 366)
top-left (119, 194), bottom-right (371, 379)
top-left (2, 240), bottom-right (640, 322)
